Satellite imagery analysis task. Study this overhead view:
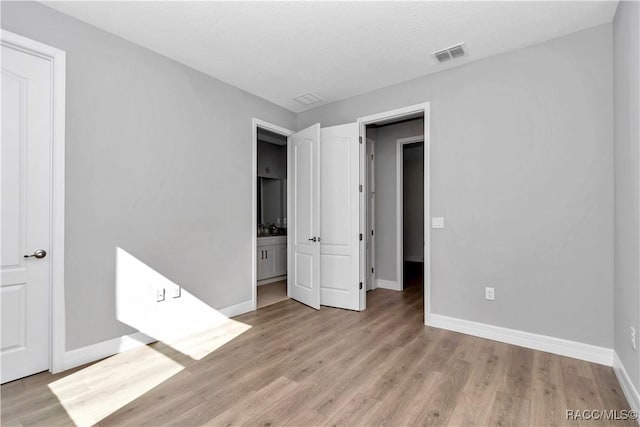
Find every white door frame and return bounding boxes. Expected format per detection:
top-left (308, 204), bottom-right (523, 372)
top-left (1, 30), bottom-right (67, 374)
top-left (396, 135), bottom-right (425, 292)
top-left (251, 119), bottom-right (293, 311)
top-left (357, 102), bottom-right (432, 325)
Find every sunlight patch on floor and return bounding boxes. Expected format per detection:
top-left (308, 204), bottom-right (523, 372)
top-left (48, 345), bottom-right (183, 426)
top-left (158, 317), bottom-right (251, 360)
top-left (44, 248), bottom-right (254, 425)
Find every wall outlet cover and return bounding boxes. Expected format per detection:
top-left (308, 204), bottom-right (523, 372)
top-left (172, 286), bottom-right (181, 299)
top-left (431, 217), bottom-right (445, 229)
top-left (485, 287), bottom-right (495, 301)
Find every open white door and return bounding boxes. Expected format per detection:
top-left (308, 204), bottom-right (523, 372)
top-left (319, 123), bottom-right (360, 311)
top-left (288, 124), bottom-right (321, 309)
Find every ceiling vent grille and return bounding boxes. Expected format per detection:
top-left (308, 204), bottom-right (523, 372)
top-left (294, 92), bottom-right (322, 106)
top-left (432, 43), bottom-right (467, 63)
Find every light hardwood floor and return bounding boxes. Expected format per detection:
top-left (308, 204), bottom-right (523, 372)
top-left (257, 280), bottom-right (289, 309)
top-left (1, 285), bottom-right (634, 426)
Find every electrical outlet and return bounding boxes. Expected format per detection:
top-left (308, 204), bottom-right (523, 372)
top-left (156, 288), bottom-right (165, 302)
top-left (631, 327), bottom-right (637, 350)
top-left (172, 285), bottom-right (181, 299)
top-left (431, 217), bottom-right (445, 229)
top-left (485, 287), bottom-right (495, 301)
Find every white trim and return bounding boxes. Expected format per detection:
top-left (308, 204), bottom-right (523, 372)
top-left (396, 135), bottom-right (424, 292)
top-left (431, 314), bottom-right (614, 366)
top-left (63, 332), bottom-right (155, 371)
top-left (357, 102), bottom-right (431, 324)
top-left (376, 279), bottom-right (402, 291)
top-left (613, 352), bottom-right (640, 416)
top-left (251, 119), bottom-right (293, 312)
top-left (257, 275), bottom-right (287, 286)
top-left (423, 105), bottom-right (432, 325)
top-left (218, 299), bottom-right (254, 318)
top-left (1, 30), bottom-right (67, 374)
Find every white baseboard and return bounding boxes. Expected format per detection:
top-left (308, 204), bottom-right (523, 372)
top-left (613, 352), bottom-right (640, 415)
top-left (430, 314), bottom-right (614, 366)
top-left (257, 275), bottom-right (286, 286)
top-left (63, 331), bottom-right (156, 371)
top-left (376, 279), bottom-right (402, 291)
top-left (61, 299), bottom-right (254, 372)
top-left (218, 299), bottom-right (254, 318)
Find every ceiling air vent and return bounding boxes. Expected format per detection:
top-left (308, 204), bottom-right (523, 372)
top-left (294, 92), bottom-right (322, 106)
top-left (432, 43), bottom-right (467, 63)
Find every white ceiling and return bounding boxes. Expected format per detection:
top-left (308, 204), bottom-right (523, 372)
top-left (43, 1), bottom-right (618, 113)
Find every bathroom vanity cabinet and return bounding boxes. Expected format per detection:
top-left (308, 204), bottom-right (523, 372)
top-left (257, 236), bottom-right (287, 281)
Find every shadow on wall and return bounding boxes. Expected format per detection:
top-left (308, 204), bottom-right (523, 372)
top-left (43, 248), bottom-right (252, 426)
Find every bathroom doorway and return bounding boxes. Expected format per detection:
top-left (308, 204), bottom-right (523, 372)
top-left (254, 121), bottom-right (291, 309)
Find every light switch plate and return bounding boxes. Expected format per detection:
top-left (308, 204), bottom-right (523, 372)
top-left (431, 217), bottom-right (445, 229)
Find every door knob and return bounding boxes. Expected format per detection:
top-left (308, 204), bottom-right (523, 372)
top-left (24, 249), bottom-right (47, 259)
top-left (308, 237), bottom-right (317, 242)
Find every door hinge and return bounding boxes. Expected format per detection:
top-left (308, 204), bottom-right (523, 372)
top-left (359, 184), bottom-right (363, 192)
top-left (371, 229), bottom-right (374, 236)
top-left (371, 154), bottom-right (374, 160)
top-left (359, 233), bottom-right (363, 241)
top-left (371, 267), bottom-right (374, 274)
top-left (359, 136), bottom-right (363, 144)
top-left (359, 282), bottom-right (363, 289)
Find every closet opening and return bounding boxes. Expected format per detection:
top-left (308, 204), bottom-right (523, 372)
top-left (401, 140), bottom-right (424, 291)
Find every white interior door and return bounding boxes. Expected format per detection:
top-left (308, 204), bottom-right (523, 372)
top-left (288, 124), bottom-right (321, 309)
top-left (319, 123), bottom-right (360, 311)
top-left (1, 43), bottom-right (52, 383)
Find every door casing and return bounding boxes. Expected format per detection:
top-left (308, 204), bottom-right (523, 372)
top-left (1, 30), bottom-right (66, 374)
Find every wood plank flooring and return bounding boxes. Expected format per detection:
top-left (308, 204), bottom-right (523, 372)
top-left (257, 280), bottom-right (289, 309)
top-left (1, 284), bottom-right (634, 426)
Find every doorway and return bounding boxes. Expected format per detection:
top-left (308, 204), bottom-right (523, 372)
top-left (400, 140), bottom-right (424, 291)
top-left (251, 120), bottom-right (361, 312)
top-left (358, 103), bottom-right (431, 324)
top-left (254, 122), bottom-right (291, 309)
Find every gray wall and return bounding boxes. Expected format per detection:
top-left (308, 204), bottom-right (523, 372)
top-left (300, 24), bottom-right (614, 347)
top-left (613, 0), bottom-right (640, 390)
top-left (371, 119), bottom-right (424, 282)
top-left (1, 2), bottom-right (296, 350)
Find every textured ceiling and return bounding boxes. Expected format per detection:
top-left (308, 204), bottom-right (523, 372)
top-left (43, 1), bottom-right (618, 113)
